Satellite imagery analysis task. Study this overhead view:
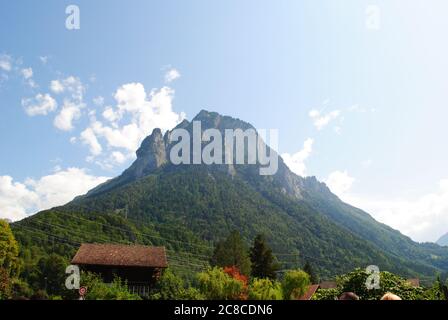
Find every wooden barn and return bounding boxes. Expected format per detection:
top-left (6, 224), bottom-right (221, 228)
top-left (71, 243), bottom-right (168, 296)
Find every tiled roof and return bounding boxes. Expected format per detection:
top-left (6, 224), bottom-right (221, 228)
top-left (71, 243), bottom-right (168, 268)
top-left (319, 281), bottom-right (337, 289)
top-left (298, 284), bottom-right (320, 300)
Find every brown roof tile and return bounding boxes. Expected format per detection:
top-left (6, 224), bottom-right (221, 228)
top-left (319, 281), bottom-right (337, 289)
top-left (298, 284), bottom-right (320, 300)
top-left (71, 243), bottom-right (168, 268)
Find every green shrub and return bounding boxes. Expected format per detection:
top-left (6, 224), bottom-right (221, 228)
top-left (197, 267), bottom-right (245, 300)
top-left (150, 269), bottom-right (205, 300)
top-left (281, 270), bottom-right (310, 300)
top-left (311, 288), bottom-right (339, 300)
top-left (248, 278), bottom-right (283, 300)
top-left (337, 268), bottom-right (423, 300)
top-left (81, 272), bottom-right (141, 300)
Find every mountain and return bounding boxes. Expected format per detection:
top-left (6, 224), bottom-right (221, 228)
top-left (12, 110), bottom-right (448, 281)
top-left (437, 233), bottom-right (448, 246)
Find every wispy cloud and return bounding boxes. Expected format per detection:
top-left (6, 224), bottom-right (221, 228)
top-left (282, 138), bottom-right (314, 176)
top-left (0, 168), bottom-right (110, 221)
top-left (164, 68), bottom-right (181, 83)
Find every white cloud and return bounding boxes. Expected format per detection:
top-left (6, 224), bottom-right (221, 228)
top-left (0, 176), bottom-right (39, 221)
top-left (53, 100), bottom-right (84, 131)
top-left (164, 68), bottom-right (181, 83)
top-left (114, 82), bottom-right (147, 113)
top-left (22, 93), bottom-right (58, 116)
top-left (21, 67), bottom-right (37, 88)
top-left (81, 83), bottom-right (185, 165)
top-left (343, 180), bottom-right (448, 243)
top-left (102, 106), bottom-right (120, 123)
top-left (95, 151), bottom-right (134, 170)
top-left (51, 76), bottom-right (86, 131)
top-left (50, 80), bottom-right (64, 94)
top-left (325, 170), bottom-right (355, 197)
top-left (111, 151), bottom-right (128, 164)
top-left (50, 76), bottom-right (85, 101)
top-left (21, 67), bottom-right (33, 79)
top-left (282, 138), bottom-right (314, 176)
top-left (324, 170), bottom-right (448, 243)
top-left (0, 168), bottom-right (109, 221)
top-left (0, 54), bottom-right (12, 72)
top-left (309, 109), bottom-right (341, 130)
top-left (93, 96), bottom-right (104, 106)
top-left (80, 127), bottom-right (102, 156)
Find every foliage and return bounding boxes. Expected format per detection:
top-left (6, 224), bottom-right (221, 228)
top-left (11, 165), bottom-right (448, 282)
top-left (281, 269), bottom-right (310, 300)
top-left (197, 267), bottom-right (246, 300)
top-left (150, 269), bottom-right (205, 300)
top-left (337, 268), bottom-right (424, 300)
top-left (249, 234), bottom-right (278, 280)
top-left (10, 277), bottom-right (33, 298)
top-left (0, 219), bottom-right (20, 277)
top-left (81, 272), bottom-right (141, 300)
top-left (248, 278), bottom-right (283, 300)
top-left (211, 231), bottom-right (251, 276)
top-left (35, 253), bottom-right (69, 297)
top-left (419, 276), bottom-right (448, 300)
top-left (303, 261), bottom-right (318, 284)
top-left (223, 266), bottom-right (248, 299)
top-left (311, 288), bottom-right (339, 300)
top-left (0, 267), bottom-right (11, 299)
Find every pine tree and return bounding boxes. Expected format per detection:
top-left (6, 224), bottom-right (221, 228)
top-left (210, 231), bottom-right (251, 276)
top-left (303, 261), bottom-right (319, 284)
top-left (249, 234), bottom-right (278, 280)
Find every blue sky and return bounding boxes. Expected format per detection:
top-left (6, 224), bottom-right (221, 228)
top-left (1, 0), bottom-right (448, 242)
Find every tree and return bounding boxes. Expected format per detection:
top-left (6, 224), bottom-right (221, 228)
top-left (197, 267), bottom-right (246, 300)
top-left (0, 219), bottom-right (20, 277)
top-left (0, 267), bottom-right (11, 299)
top-left (82, 272), bottom-right (141, 300)
top-left (223, 266), bottom-right (248, 299)
top-left (36, 254), bottom-right (69, 297)
top-left (281, 269), bottom-right (310, 300)
top-left (211, 231), bottom-right (251, 276)
top-left (249, 234), bottom-right (278, 280)
top-left (248, 278), bottom-right (283, 300)
top-left (0, 219), bottom-right (20, 299)
top-left (337, 268), bottom-right (423, 300)
top-left (303, 261), bottom-right (318, 284)
top-left (150, 269), bottom-right (204, 300)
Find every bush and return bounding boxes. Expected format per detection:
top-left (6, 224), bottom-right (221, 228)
top-left (0, 267), bottom-right (11, 299)
top-left (311, 288), bottom-right (339, 300)
top-left (337, 268), bottom-right (423, 300)
top-left (281, 270), bottom-right (310, 300)
top-left (150, 269), bottom-right (205, 300)
top-left (11, 278), bottom-right (33, 299)
top-left (197, 267), bottom-right (245, 300)
top-left (81, 272), bottom-right (141, 300)
top-left (248, 278), bottom-right (283, 300)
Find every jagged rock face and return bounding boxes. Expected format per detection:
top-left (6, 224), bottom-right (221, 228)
top-left (130, 128), bottom-right (168, 178)
top-left (86, 109), bottom-right (330, 199)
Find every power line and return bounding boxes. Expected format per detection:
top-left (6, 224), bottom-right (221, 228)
top-left (54, 211), bottom-right (214, 251)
